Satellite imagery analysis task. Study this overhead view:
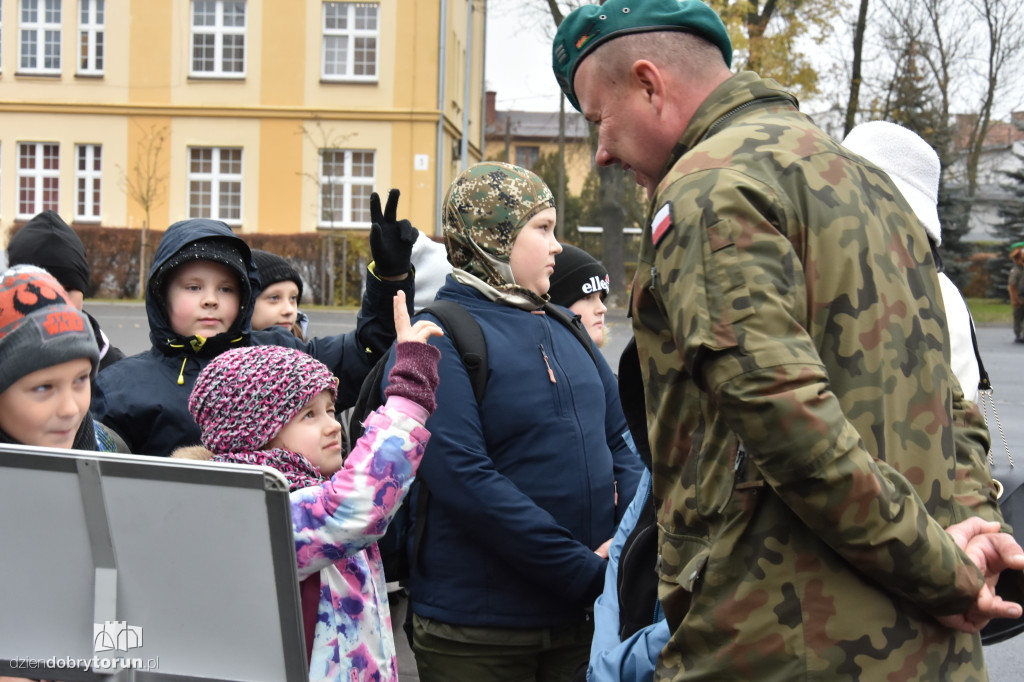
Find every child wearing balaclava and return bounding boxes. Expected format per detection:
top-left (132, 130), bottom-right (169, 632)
top-left (381, 161), bottom-right (643, 679)
top-left (179, 290), bottom-right (441, 682)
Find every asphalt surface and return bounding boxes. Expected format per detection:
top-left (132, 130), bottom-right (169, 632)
top-left (87, 301), bottom-right (1024, 679)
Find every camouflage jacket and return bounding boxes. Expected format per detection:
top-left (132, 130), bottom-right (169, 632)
top-left (632, 72), bottom-right (1000, 681)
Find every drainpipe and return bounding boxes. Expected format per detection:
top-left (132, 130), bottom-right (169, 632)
top-left (479, 1), bottom-right (487, 156)
top-left (434, 0), bottom-right (448, 237)
top-left (460, 0), bottom-right (474, 170)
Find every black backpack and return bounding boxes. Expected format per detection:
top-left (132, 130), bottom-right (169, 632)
top-left (347, 299), bottom-right (596, 584)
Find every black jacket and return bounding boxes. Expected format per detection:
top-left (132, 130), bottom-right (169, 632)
top-left (92, 219), bottom-right (413, 456)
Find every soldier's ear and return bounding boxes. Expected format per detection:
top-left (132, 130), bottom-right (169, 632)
top-left (632, 60), bottom-right (664, 110)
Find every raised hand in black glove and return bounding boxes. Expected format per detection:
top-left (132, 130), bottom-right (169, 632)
top-left (369, 189), bottom-right (418, 278)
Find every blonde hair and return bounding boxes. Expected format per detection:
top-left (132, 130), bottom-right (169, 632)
top-left (170, 445), bottom-right (215, 461)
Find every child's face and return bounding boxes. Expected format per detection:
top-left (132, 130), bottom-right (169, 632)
top-left (570, 292), bottom-right (608, 348)
top-left (510, 207), bottom-right (561, 296)
top-left (267, 390), bottom-right (343, 477)
top-left (166, 260), bottom-right (240, 338)
top-left (251, 281), bottom-right (300, 332)
top-left (0, 358), bottom-right (92, 449)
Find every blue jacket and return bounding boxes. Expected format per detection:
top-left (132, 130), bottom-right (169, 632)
top-left (588, 466), bottom-right (669, 682)
top-left (92, 219), bottom-right (413, 456)
top-left (394, 278), bottom-right (643, 628)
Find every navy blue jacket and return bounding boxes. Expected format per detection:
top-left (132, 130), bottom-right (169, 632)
top-left (92, 219), bottom-right (413, 457)
top-left (392, 278), bottom-right (643, 628)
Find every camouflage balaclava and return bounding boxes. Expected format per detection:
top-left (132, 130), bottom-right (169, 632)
top-left (443, 162), bottom-right (555, 308)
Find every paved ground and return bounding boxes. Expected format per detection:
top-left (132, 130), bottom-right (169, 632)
top-left (87, 301), bottom-right (1024, 678)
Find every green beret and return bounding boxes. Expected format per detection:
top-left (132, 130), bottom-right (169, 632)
top-left (1011, 241), bottom-right (1024, 250)
top-left (552, 0), bottom-right (733, 112)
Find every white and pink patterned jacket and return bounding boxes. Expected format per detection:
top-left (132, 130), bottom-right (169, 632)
top-left (291, 395), bottom-right (429, 682)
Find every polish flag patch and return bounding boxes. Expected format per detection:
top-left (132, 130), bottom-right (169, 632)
top-left (652, 202), bottom-right (673, 246)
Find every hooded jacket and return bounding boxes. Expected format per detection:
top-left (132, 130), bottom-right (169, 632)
top-left (92, 219), bottom-right (413, 456)
top-left (391, 277), bottom-right (643, 628)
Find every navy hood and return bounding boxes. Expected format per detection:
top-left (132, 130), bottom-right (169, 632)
top-left (146, 219), bottom-right (260, 356)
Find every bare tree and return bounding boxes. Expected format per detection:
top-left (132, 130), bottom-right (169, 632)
top-left (120, 123), bottom-right (168, 297)
top-left (960, 0), bottom-right (1024, 196)
top-left (843, 0), bottom-right (871, 137)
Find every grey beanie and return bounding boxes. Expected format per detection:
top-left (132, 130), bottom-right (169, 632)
top-left (0, 265), bottom-right (98, 394)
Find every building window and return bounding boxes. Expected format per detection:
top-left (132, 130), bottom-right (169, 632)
top-left (188, 147), bottom-right (242, 225)
top-left (515, 146), bottom-right (540, 171)
top-left (20, 0), bottom-right (62, 74)
top-left (191, 0), bottom-right (246, 78)
top-left (319, 150), bottom-right (375, 228)
top-left (18, 142), bottom-right (60, 218)
top-left (78, 0), bottom-right (103, 74)
top-left (322, 2), bottom-right (378, 81)
top-left (75, 144), bottom-right (101, 221)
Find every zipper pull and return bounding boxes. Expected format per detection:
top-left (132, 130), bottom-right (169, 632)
top-left (177, 357), bottom-right (187, 385)
top-left (539, 344), bottom-right (556, 384)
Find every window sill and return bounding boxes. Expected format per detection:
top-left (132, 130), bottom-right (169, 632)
top-left (187, 75), bottom-right (247, 82)
top-left (15, 71), bottom-right (61, 79)
top-left (75, 72), bottom-right (105, 79)
top-left (319, 78), bottom-right (378, 86)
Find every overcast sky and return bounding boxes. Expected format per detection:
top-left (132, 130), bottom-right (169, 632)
top-left (484, 0), bottom-right (564, 113)
top-left (481, 0), bottom-right (1024, 123)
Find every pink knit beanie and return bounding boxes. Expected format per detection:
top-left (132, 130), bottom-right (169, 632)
top-left (188, 345), bottom-right (338, 453)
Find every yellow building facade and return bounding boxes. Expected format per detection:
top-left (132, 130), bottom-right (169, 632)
top-left (483, 92), bottom-right (593, 197)
top-left (0, 0), bottom-right (485, 239)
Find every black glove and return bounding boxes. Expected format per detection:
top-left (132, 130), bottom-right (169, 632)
top-left (369, 189), bottom-right (418, 278)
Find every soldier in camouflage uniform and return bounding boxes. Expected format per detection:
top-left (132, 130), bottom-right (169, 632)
top-left (553, 1), bottom-right (1024, 680)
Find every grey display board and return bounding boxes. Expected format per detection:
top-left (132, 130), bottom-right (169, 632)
top-left (0, 444), bottom-right (307, 682)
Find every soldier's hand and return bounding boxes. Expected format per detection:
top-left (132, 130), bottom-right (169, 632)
top-left (936, 582), bottom-right (1021, 633)
top-left (948, 518), bottom-right (1024, 589)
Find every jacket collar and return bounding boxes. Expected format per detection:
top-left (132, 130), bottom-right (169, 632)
top-left (655, 72), bottom-right (799, 195)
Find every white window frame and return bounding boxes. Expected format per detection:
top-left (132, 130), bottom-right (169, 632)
top-left (190, 0), bottom-right (246, 78)
top-left (17, 142), bottom-right (60, 219)
top-left (19, 0), bottom-right (62, 74)
top-left (321, 2), bottom-right (378, 82)
top-left (75, 143), bottom-right (102, 222)
top-left (318, 149), bottom-right (375, 228)
top-left (188, 147), bottom-right (243, 226)
top-left (77, 0), bottom-right (103, 75)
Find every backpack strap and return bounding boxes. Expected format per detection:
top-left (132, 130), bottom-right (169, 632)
top-left (968, 316), bottom-right (992, 392)
top-left (346, 351), bottom-right (393, 448)
top-left (420, 300), bottom-right (489, 402)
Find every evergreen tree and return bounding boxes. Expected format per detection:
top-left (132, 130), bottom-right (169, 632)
top-left (985, 157), bottom-right (1024, 299)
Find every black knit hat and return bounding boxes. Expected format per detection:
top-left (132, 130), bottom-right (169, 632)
top-left (7, 211), bottom-right (91, 295)
top-left (252, 249), bottom-right (304, 305)
top-left (547, 244), bottom-right (609, 308)
top-left (149, 237), bottom-right (251, 307)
